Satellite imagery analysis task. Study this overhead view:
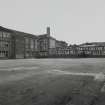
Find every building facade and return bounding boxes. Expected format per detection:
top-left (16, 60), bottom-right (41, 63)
top-left (0, 26), bottom-right (105, 59)
top-left (0, 26), bottom-right (38, 59)
top-left (78, 43), bottom-right (105, 57)
top-left (0, 27), bottom-right (13, 59)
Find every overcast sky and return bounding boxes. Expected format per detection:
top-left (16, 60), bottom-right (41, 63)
top-left (0, 0), bottom-right (105, 44)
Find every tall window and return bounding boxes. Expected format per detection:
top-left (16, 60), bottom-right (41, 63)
top-left (30, 39), bottom-right (34, 49)
top-left (0, 31), bottom-right (2, 38)
top-left (25, 38), bottom-right (30, 49)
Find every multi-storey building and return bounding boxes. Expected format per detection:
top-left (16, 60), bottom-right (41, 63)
top-left (1, 26), bottom-right (105, 59)
top-left (56, 40), bottom-right (68, 48)
top-left (0, 26), bottom-right (60, 59)
top-left (54, 45), bottom-right (79, 57)
top-left (37, 27), bottom-right (56, 57)
top-left (13, 31), bottom-right (38, 59)
top-left (0, 26), bottom-right (38, 59)
top-left (54, 43), bottom-right (105, 58)
top-left (79, 43), bottom-right (105, 57)
top-left (0, 26), bottom-right (13, 59)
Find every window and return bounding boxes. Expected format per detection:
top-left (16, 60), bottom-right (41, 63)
top-left (25, 38), bottom-right (30, 49)
top-left (0, 31), bottom-right (2, 37)
top-left (3, 32), bottom-right (6, 38)
top-left (0, 50), bottom-right (9, 57)
top-left (34, 40), bottom-right (37, 50)
top-left (6, 33), bottom-right (10, 38)
top-left (30, 39), bottom-right (34, 49)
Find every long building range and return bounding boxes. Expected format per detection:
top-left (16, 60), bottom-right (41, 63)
top-left (0, 26), bottom-right (105, 59)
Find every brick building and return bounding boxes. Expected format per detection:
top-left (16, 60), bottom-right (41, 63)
top-left (0, 26), bottom-right (105, 59)
top-left (78, 43), bottom-right (105, 57)
top-left (0, 26), bottom-right (38, 59)
top-left (0, 27), bottom-right (13, 59)
top-left (0, 26), bottom-right (64, 59)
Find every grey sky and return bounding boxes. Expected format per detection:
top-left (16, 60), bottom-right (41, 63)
top-left (0, 0), bottom-right (105, 44)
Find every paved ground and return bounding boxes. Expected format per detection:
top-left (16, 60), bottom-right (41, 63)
top-left (0, 58), bottom-right (105, 105)
top-left (0, 58), bottom-right (105, 83)
top-left (1, 58), bottom-right (105, 72)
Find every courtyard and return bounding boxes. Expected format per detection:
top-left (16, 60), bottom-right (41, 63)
top-left (0, 58), bottom-right (105, 105)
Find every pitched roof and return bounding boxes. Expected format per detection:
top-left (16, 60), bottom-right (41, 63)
top-left (0, 26), bottom-right (37, 38)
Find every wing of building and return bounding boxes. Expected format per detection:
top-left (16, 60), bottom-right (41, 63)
top-left (0, 26), bottom-right (105, 59)
top-left (0, 26), bottom-right (68, 59)
top-left (0, 26), bottom-right (38, 59)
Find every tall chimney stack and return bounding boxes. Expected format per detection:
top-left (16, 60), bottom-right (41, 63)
top-left (46, 27), bottom-right (50, 36)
